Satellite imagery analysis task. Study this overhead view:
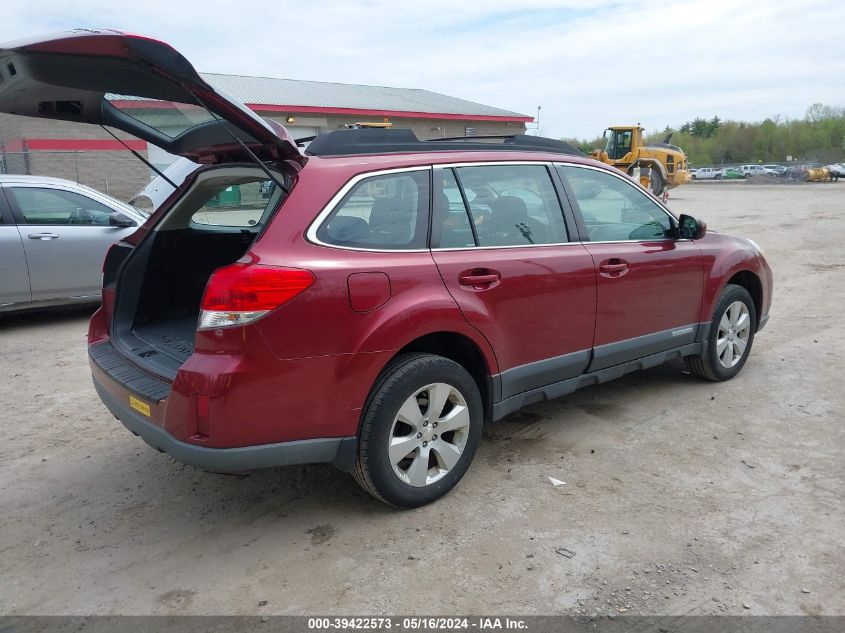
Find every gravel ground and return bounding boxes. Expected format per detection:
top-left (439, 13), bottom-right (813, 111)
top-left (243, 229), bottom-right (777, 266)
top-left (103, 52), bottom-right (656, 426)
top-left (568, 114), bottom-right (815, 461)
top-left (0, 183), bottom-right (842, 616)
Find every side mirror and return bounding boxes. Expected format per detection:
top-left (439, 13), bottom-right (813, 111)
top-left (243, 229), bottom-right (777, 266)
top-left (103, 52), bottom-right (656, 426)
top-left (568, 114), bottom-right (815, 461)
top-left (109, 212), bottom-right (136, 228)
top-left (678, 214), bottom-right (707, 239)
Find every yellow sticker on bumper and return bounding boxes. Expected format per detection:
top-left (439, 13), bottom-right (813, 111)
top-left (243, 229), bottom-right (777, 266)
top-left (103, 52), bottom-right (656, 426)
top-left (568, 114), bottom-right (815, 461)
top-left (129, 395), bottom-right (151, 417)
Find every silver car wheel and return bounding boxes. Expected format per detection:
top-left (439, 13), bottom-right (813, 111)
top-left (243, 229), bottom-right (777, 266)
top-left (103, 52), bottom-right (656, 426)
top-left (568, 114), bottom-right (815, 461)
top-left (717, 300), bottom-right (752, 368)
top-left (388, 383), bottom-right (471, 487)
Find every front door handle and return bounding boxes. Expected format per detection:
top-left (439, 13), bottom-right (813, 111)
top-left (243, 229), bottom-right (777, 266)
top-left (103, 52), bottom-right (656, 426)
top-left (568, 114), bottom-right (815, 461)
top-left (459, 269), bottom-right (501, 289)
top-left (599, 258), bottom-right (629, 277)
top-left (28, 233), bottom-right (59, 240)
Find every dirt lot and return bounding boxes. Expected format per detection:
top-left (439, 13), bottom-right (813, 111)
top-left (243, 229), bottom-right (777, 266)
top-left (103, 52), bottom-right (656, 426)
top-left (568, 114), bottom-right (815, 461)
top-left (1, 183), bottom-right (843, 616)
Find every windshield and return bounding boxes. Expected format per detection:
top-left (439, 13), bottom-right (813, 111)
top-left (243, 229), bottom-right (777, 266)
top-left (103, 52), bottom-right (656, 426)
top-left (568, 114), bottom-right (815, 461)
top-left (605, 130), bottom-right (632, 159)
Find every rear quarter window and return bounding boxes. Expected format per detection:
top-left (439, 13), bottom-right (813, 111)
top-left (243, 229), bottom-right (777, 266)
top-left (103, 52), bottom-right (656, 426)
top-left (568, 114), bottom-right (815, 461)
top-left (315, 170), bottom-right (430, 249)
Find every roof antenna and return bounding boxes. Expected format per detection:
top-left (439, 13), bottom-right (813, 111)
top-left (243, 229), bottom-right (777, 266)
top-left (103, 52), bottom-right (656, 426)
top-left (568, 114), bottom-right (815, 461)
top-left (100, 125), bottom-right (178, 189)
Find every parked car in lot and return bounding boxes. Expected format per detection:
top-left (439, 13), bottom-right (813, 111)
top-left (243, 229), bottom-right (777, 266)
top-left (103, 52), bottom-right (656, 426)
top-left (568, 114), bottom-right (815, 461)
top-left (691, 167), bottom-right (719, 180)
top-left (719, 168), bottom-right (744, 180)
top-left (827, 163), bottom-right (845, 180)
top-left (0, 30), bottom-right (774, 506)
top-left (128, 158), bottom-right (199, 211)
top-left (763, 164), bottom-right (787, 177)
top-left (738, 164), bottom-right (776, 178)
top-left (0, 175), bottom-right (147, 313)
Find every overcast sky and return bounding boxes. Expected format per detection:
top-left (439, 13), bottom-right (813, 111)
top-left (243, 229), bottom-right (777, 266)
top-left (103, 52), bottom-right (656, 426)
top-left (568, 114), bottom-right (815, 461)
top-left (2, 0), bottom-right (844, 139)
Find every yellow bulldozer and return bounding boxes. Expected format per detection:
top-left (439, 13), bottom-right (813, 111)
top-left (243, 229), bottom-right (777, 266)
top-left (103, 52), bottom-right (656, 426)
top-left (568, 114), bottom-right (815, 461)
top-left (590, 125), bottom-right (691, 196)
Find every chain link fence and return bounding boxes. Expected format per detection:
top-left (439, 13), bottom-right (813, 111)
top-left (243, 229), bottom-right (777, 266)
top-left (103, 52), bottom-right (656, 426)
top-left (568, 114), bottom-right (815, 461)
top-left (0, 149), bottom-right (154, 202)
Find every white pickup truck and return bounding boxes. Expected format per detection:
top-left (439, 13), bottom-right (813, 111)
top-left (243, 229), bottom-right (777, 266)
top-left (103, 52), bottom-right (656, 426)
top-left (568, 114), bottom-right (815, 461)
top-left (691, 167), bottom-right (720, 180)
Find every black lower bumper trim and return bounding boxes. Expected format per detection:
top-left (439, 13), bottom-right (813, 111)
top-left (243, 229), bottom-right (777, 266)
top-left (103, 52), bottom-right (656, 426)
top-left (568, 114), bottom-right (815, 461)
top-left (93, 377), bottom-right (356, 473)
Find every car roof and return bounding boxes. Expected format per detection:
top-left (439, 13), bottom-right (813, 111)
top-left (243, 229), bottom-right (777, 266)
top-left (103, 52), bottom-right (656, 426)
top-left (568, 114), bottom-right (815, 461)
top-left (0, 174), bottom-right (82, 186)
top-left (307, 149), bottom-right (601, 172)
top-left (304, 128), bottom-right (583, 158)
top-left (304, 151), bottom-right (612, 191)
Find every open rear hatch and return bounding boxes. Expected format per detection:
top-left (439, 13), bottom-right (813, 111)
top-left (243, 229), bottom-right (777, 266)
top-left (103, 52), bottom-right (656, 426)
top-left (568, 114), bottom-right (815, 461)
top-left (0, 30), bottom-right (302, 379)
top-left (0, 29), bottom-right (303, 165)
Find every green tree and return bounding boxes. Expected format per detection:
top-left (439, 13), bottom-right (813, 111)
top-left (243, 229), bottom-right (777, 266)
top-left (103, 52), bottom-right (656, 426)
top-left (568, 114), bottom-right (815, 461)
top-left (560, 105), bottom-right (845, 166)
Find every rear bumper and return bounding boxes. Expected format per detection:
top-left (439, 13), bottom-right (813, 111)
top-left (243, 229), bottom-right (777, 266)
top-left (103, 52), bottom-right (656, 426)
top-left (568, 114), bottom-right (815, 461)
top-left (93, 374), bottom-right (358, 473)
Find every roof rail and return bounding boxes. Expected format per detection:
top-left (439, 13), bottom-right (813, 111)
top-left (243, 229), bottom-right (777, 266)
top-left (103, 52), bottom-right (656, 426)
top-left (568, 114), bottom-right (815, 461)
top-left (304, 128), bottom-right (584, 157)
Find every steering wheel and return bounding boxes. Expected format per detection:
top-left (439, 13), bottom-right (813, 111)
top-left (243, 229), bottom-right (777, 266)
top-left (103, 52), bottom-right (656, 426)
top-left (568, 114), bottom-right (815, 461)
top-left (69, 208), bottom-right (95, 225)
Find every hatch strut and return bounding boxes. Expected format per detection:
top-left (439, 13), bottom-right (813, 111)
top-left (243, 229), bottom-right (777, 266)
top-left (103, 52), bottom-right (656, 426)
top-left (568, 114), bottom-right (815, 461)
top-left (193, 96), bottom-right (290, 195)
top-left (100, 126), bottom-right (178, 189)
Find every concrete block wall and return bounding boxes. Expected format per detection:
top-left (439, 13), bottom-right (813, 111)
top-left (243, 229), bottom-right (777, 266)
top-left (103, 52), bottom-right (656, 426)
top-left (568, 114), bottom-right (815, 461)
top-left (25, 151), bottom-right (152, 202)
top-left (1, 115), bottom-right (152, 201)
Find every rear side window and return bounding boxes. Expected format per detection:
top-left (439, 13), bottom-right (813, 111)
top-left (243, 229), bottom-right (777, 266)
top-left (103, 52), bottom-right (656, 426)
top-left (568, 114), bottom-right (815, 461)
top-left (316, 170), bottom-right (430, 249)
top-left (8, 187), bottom-right (115, 225)
top-left (435, 164), bottom-right (568, 247)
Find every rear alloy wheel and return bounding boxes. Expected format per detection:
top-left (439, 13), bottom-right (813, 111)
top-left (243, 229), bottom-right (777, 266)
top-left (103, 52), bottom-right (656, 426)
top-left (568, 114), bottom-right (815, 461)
top-left (353, 353), bottom-right (483, 507)
top-left (686, 284), bottom-right (757, 381)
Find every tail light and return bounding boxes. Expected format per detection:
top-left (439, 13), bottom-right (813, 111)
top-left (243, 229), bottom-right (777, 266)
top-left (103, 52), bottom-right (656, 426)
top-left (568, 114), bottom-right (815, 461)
top-left (198, 263), bottom-right (314, 330)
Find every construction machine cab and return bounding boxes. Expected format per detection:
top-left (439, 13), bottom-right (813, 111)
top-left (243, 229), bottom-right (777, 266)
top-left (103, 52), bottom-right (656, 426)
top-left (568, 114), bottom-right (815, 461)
top-left (604, 126), bottom-right (637, 160)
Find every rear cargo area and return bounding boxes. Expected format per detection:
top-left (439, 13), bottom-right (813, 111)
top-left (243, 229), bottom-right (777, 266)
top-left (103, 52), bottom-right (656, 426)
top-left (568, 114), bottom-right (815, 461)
top-left (109, 166), bottom-right (287, 379)
top-left (131, 228), bottom-right (257, 362)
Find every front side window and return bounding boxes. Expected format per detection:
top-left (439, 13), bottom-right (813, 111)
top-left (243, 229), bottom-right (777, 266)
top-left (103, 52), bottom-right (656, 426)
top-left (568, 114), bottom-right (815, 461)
top-left (558, 165), bottom-right (675, 242)
top-left (8, 187), bottom-right (116, 225)
top-left (316, 170), bottom-right (430, 249)
top-left (436, 164), bottom-right (567, 248)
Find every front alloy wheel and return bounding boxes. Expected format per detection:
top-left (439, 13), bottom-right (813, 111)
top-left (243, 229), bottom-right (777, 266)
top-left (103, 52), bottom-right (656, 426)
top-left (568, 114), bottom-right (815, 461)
top-left (716, 301), bottom-right (752, 368)
top-left (686, 284), bottom-right (757, 381)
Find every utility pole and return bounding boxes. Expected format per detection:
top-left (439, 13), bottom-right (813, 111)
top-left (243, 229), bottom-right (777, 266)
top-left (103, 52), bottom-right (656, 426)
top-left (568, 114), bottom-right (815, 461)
top-left (532, 105), bottom-right (542, 136)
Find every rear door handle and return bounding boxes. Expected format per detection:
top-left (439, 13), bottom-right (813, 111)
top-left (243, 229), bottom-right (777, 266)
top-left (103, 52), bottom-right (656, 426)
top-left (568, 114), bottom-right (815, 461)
top-left (459, 269), bottom-right (501, 289)
top-left (599, 259), bottom-right (629, 276)
top-left (28, 233), bottom-right (59, 240)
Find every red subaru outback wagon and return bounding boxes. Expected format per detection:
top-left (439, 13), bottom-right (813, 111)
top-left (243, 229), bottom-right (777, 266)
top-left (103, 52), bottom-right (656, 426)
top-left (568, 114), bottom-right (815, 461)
top-left (0, 31), bottom-right (772, 506)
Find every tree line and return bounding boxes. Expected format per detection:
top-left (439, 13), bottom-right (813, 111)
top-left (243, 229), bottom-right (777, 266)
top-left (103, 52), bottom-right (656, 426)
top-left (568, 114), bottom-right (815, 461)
top-left (563, 104), bottom-right (845, 166)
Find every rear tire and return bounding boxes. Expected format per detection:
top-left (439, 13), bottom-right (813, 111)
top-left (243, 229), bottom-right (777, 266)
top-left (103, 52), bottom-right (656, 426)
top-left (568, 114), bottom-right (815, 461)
top-left (352, 353), bottom-right (483, 507)
top-left (686, 284), bottom-right (756, 381)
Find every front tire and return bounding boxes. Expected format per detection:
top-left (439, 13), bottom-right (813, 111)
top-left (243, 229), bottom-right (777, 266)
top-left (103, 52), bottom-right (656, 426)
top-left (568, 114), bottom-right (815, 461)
top-left (686, 284), bottom-right (757, 381)
top-left (650, 169), bottom-right (665, 196)
top-left (352, 353), bottom-right (483, 507)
